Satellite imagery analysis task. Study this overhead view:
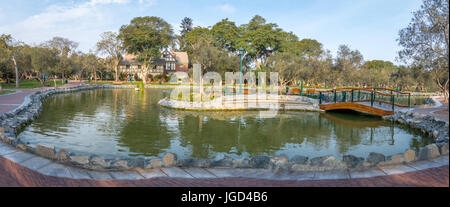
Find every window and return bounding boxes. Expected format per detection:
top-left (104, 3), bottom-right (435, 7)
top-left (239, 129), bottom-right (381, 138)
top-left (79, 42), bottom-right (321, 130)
top-left (126, 65), bottom-right (130, 69)
top-left (138, 65), bottom-right (142, 69)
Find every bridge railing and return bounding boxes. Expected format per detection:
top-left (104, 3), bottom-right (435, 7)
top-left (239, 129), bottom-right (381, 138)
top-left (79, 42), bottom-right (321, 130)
top-left (317, 87), bottom-right (411, 110)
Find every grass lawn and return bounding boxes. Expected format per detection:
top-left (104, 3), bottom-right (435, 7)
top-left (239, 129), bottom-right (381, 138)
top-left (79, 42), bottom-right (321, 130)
top-left (1, 79), bottom-right (65, 89)
top-left (0, 90), bottom-right (15, 95)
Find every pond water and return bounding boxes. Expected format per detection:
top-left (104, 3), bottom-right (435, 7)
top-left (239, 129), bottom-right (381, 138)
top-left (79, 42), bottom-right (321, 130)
top-left (17, 89), bottom-right (433, 160)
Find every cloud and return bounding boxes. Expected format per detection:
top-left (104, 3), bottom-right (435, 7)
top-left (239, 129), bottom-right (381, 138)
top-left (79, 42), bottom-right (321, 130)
top-left (217, 4), bottom-right (236, 13)
top-left (0, 0), bottom-right (155, 52)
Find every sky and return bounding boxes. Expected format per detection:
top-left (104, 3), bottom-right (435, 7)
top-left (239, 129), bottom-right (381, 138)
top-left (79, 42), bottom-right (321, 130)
top-left (0, 0), bottom-right (423, 63)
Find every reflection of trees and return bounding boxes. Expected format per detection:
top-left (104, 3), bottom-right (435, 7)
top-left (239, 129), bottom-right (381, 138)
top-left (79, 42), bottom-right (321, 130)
top-left (176, 111), bottom-right (336, 159)
top-left (23, 89), bottom-right (432, 159)
top-left (30, 90), bottom-right (109, 137)
top-left (117, 89), bottom-right (171, 157)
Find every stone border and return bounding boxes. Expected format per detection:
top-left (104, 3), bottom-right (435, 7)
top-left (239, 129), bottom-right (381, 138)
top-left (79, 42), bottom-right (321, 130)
top-left (0, 84), bottom-right (448, 176)
top-left (158, 95), bottom-right (321, 111)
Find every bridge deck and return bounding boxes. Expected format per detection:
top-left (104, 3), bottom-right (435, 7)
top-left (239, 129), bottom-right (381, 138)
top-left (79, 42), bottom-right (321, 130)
top-left (319, 101), bottom-right (406, 116)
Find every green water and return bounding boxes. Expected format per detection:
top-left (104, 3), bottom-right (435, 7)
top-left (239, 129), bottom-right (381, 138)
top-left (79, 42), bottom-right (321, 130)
top-left (18, 89), bottom-right (433, 160)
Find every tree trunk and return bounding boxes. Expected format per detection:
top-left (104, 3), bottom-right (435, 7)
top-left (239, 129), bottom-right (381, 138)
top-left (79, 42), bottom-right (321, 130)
top-left (62, 71), bottom-right (65, 85)
top-left (12, 55), bottom-right (19, 88)
top-left (114, 59), bottom-right (120, 81)
top-left (253, 56), bottom-right (261, 71)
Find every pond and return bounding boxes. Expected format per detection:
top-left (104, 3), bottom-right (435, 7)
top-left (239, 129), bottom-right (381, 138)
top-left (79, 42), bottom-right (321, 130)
top-left (17, 89), bottom-right (433, 160)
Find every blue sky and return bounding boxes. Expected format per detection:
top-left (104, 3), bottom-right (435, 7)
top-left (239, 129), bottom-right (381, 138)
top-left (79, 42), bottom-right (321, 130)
top-left (0, 0), bottom-right (422, 63)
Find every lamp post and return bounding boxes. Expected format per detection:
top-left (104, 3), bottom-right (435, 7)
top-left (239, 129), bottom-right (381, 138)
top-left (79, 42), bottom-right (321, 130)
top-left (238, 48), bottom-right (247, 94)
top-left (129, 64), bottom-right (133, 85)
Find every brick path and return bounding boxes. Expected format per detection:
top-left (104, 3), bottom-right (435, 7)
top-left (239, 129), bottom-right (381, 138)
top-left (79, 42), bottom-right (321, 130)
top-left (0, 83), bottom-right (448, 187)
top-left (0, 81), bottom-right (85, 114)
top-left (412, 97), bottom-right (449, 122)
top-left (0, 156), bottom-right (447, 187)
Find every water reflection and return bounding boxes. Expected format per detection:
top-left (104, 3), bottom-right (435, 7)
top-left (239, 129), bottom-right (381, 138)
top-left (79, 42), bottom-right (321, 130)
top-left (18, 89), bottom-right (432, 159)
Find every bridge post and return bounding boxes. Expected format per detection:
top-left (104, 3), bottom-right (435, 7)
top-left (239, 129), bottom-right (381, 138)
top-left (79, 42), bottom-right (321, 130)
top-left (408, 94), bottom-right (411, 107)
top-left (391, 91), bottom-right (394, 111)
top-left (357, 90), bottom-right (360, 101)
top-left (351, 89), bottom-right (354, 102)
top-left (334, 90), bottom-right (337, 103)
top-left (319, 92), bottom-right (322, 104)
top-left (371, 91), bottom-right (374, 107)
top-left (300, 80), bottom-right (303, 96)
top-left (342, 91), bottom-right (346, 102)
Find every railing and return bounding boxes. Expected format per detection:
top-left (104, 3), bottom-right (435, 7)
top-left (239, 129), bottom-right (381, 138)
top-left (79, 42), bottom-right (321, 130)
top-left (315, 87), bottom-right (411, 110)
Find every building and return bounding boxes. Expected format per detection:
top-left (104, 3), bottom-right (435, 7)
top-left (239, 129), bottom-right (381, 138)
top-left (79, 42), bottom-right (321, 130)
top-left (119, 50), bottom-right (189, 77)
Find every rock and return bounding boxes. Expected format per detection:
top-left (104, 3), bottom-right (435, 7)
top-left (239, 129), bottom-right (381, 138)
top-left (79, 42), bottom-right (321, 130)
top-left (111, 160), bottom-right (129, 169)
top-left (291, 164), bottom-right (311, 171)
top-left (90, 156), bottom-right (110, 168)
top-left (322, 156), bottom-right (347, 170)
top-left (404, 149), bottom-right (416, 162)
top-left (70, 156), bottom-right (89, 166)
top-left (162, 153), bottom-right (177, 167)
top-left (418, 144), bottom-right (440, 160)
top-left (309, 155), bottom-right (331, 166)
top-left (210, 156), bottom-right (234, 167)
top-left (127, 159), bottom-right (145, 168)
top-left (35, 145), bottom-right (56, 159)
top-left (309, 155), bottom-right (347, 171)
top-left (196, 159), bottom-right (211, 168)
top-left (25, 144), bottom-right (36, 153)
top-left (343, 155), bottom-right (364, 168)
top-left (232, 158), bottom-right (250, 168)
top-left (438, 143), bottom-right (449, 155)
top-left (290, 155), bottom-right (308, 165)
top-left (377, 154), bottom-right (404, 166)
top-left (146, 158), bottom-right (163, 168)
top-left (16, 144), bottom-right (27, 151)
top-left (433, 130), bottom-right (439, 138)
top-left (270, 156), bottom-right (290, 171)
top-left (56, 149), bottom-right (69, 163)
top-left (178, 158), bottom-right (197, 167)
top-left (250, 156), bottom-right (271, 168)
top-left (366, 152), bottom-right (385, 166)
top-left (363, 162), bottom-right (371, 168)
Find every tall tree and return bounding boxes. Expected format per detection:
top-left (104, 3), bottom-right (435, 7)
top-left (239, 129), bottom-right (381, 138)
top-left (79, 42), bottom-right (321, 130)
top-left (30, 47), bottom-right (59, 85)
top-left (211, 18), bottom-right (239, 52)
top-left (178, 17), bottom-right (194, 51)
top-left (239, 15), bottom-right (283, 70)
top-left (44, 37), bottom-right (79, 84)
top-left (335, 45), bottom-right (364, 86)
top-left (119, 16), bottom-right (174, 84)
top-left (397, 0), bottom-right (449, 101)
top-left (96, 31), bottom-right (124, 81)
top-left (0, 34), bottom-right (23, 88)
top-left (180, 17), bottom-right (193, 37)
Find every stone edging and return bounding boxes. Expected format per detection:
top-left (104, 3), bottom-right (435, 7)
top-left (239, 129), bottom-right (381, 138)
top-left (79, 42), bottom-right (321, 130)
top-left (0, 84), bottom-right (448, 175)
top-left (158, 95), bottom-right (321, 111)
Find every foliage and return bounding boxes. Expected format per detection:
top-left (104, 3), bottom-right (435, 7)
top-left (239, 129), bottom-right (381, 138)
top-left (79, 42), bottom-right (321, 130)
top-left (397, 0), bottom-right (449, 99)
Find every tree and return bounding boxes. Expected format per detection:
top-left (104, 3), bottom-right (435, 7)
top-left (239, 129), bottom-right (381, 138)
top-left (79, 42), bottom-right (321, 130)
top-left (96, 31), bottom-right (124, 81)
top-left (30, 47), bottom-right (59, 85)
top-left (82, 53), bottom-right (99, 83)
top-left (44, 37), bottom-right (79, 84)
top-left (397, 0), bottom-right (449, 101)
top-left (211, 18), bottom-right (239, 52)
top-left (0, 34), bottom-right (24, 88)
top-left (119, 16), bottom-right (174, 84)
top-left (239, 15), bottom-right (283, 70)
top-left (335, 45), bottom-right (364, 86)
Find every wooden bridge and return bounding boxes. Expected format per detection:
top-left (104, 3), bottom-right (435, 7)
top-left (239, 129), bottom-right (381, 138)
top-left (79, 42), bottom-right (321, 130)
top-left (316, 87), bottom-right (412, 116)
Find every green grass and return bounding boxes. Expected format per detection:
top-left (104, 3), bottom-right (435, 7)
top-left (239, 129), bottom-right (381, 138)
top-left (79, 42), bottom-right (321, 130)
top-left (0, 90), bottom-right (15, 95)
top-left (1, 79), bottom-right (65, 89)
